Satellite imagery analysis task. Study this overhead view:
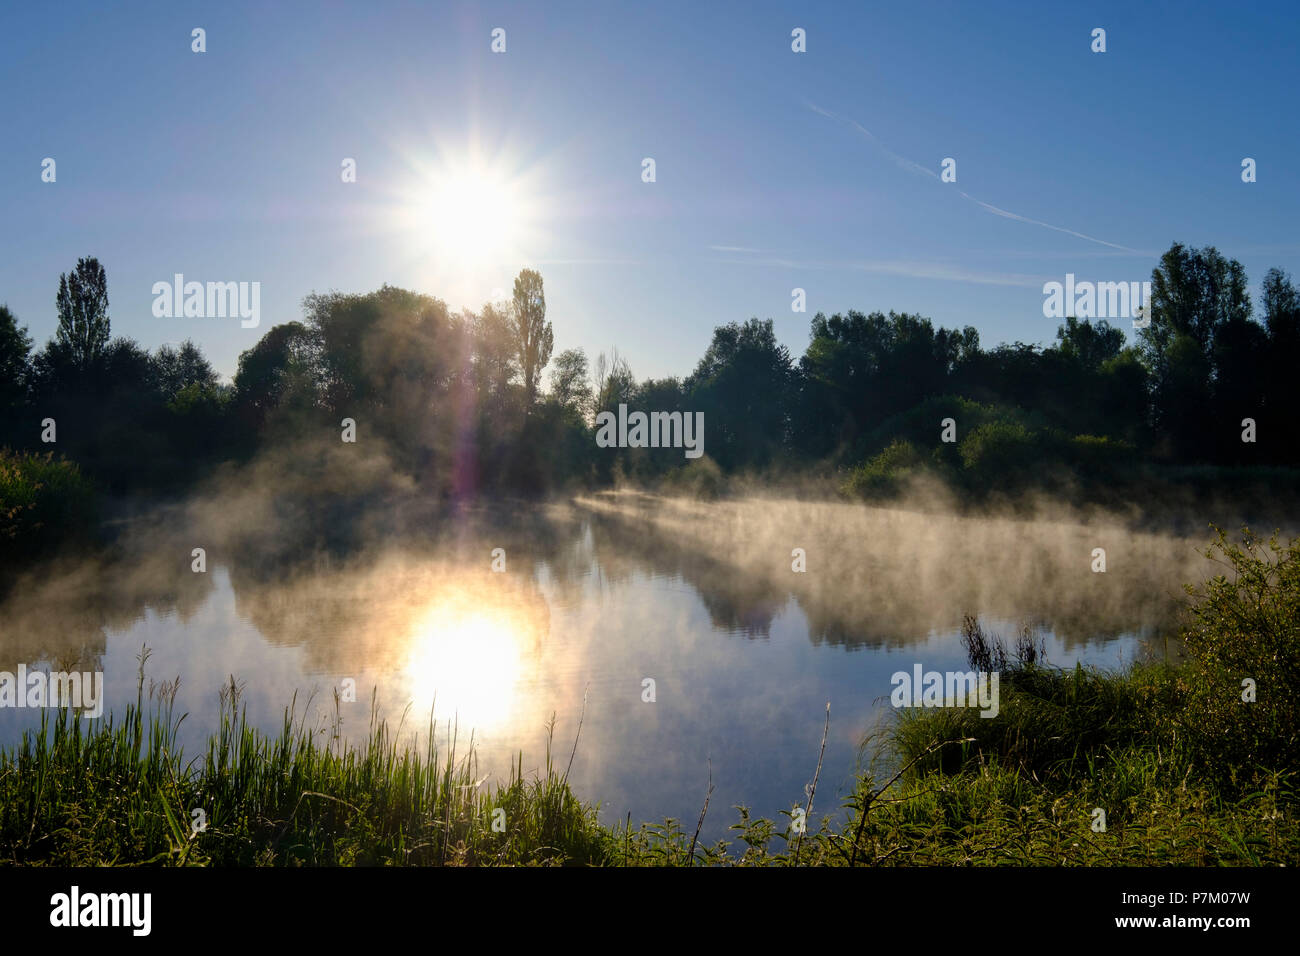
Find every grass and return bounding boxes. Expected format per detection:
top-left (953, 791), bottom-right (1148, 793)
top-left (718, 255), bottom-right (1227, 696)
top-left (0, 653), bottom-right (613, 866)
top-left (819, 532), bottom-right (1300, 867)
top-left (1, 528), bottom-right (1297, 866)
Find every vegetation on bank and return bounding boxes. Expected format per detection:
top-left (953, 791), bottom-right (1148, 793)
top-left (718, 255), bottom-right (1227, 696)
top-left (0, 666), bottom-right (611, 867)
top-left (1, 530), bottom-right (1295, 866)
top-left (0, 448), bottom-right (97, 566)
top-left (825, 529), bottom-right (1299, 865)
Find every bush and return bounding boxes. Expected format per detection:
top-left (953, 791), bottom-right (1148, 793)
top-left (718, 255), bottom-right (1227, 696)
top-left (0, 448), bottom-right (98, 563)
top-left (843, 438), bottom-right (926, 498)
top-left (1178, 529), bottom-right (1300, 781)
top-left (894, 617), bottom-right (1178, 783)
top-left (957, 420), bottom-right (1035, 473)
top-left (661, 454), bottom-right (724, 499)
top-left (889, 529), bottom-right (1300, 806)
top-left (859, 395), bottom-right (1003, 462)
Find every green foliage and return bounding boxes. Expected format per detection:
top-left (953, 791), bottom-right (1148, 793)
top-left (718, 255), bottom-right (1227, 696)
top-left (829, 756), bottom-right (1299, 866)
top-left (1053, 315), bottom-right (1125, 369)
top-left (860, 395), bottom-right (1003, 457)
top-left (54, 256), bottom-right (110, 373)
top-left (513, 268), bottom-right (553, 406)
top-left (894, 650), bottom-right (1180, 785)
top-left (1178, 530), bottom-right (1300, 780)
top-left (1064, 432), bottom-right (1138, 472)
top-left (548, 347), bottom-right (593, 419)
top-left (841, 401), bottom-right (1141, 502)
top-left (894, 533), bottom-right (1300, 794)
top-left (7, 244), bottom-right (1300, 532)
top-left (957, 420), bottom-right (1035, 475)
top-left (154, 340), bottom-right (218, 399)
top-left (852, 530), bottom-right (1300, 865)
top-left (658, 454), bottom-right (724, 498)
top-left (686, 318), bottom-right (795, 471)
top-left (0, 305), bottom-right (32, 427)
top-left (843, 438), bottom-right (927, 498)
top-left (0, 660), bottom-right (617, 866)
top-left (0, 448), bottom-right (97, 561)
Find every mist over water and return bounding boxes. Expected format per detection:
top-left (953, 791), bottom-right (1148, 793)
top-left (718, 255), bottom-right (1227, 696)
top-left (0, 477), bottom-right (1272, 838)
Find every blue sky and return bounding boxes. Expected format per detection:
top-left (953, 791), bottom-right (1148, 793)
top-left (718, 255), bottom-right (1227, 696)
top-left (2, 0), bottom-right (1297, 383)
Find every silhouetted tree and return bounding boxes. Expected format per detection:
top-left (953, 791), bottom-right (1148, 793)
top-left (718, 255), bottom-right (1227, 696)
top-left (1261, 268), bottom-right (1300, 462)
top-left (14, 243), bottom-right (1300, 512)
top-left (232, 321), bottom-right (318, 431)
top-left (1040, 318), bottom-right (1131, 437)
top-left (594, 348), bottom-right (635, 412)
top-left (1053, 316), bottom-right (1124, 370)
top-left (1213, 314), bottom-right (1268, 462)
top-left (512, 269), bottom-right (553, 407)
top-left (686, 318), bottom-right (794, 469)
top-left (548, 347), bottom-right (592, 419)
top-left (799, 310), bottom-right (977, 456)
top-left (1095, 347), bottom-right (1150, 445)
top-left (473, 301), bottom-right (522, 430)
top-left (0, 305), bottom-right (32, 440)
top-left (1139, 244), bottom-right (1253, 461)
top-left (153, 340), bottom-right (218, 399)
top-left (55, 257), bottom-right (110, 374)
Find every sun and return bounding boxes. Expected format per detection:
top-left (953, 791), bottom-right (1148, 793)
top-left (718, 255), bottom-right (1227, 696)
top-left (388, 149), bottom-right (542, 299)
top-left (372, 136), bottom-right (552, 307)
top-left (418, 164), bottom-right (521, 269)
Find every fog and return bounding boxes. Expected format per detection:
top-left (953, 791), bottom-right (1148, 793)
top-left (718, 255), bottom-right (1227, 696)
top-left (3, 440), bottom-right (1293, 836)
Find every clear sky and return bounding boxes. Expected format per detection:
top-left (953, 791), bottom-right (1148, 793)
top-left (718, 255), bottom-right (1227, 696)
top-left (2, 0), bottom-right (1297, 384)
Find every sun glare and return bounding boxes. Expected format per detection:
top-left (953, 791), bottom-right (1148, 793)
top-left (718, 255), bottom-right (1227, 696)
top-left (374, 137), bottom-right (552, 306)
top-left (421, 169), bottom-right (519, 267)
top-left (390, 150), bottom-right (540, 294)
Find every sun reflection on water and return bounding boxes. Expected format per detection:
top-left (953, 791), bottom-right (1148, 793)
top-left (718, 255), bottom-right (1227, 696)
top-left (404, 603), bottom-right (527, 731)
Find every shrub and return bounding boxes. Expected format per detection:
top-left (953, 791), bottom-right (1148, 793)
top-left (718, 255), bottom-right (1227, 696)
top-left (843, 438), bottom-right (926, 498)
top-left (0, 448), bottom-right (98, 562)
top-left (1178, 529), bottom-right (1300, 782)
top-left (957, 420), bottom-right (1035, 474)
top-left (661, 454), bottom-right (724, 499)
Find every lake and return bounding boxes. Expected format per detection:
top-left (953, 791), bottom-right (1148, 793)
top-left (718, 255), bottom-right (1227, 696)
top-left (0, 490), bottom-right (1210, 840)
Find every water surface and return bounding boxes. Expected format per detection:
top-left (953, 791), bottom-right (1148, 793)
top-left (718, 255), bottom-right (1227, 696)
top-left (0, 492), bottom-right (1205, 838)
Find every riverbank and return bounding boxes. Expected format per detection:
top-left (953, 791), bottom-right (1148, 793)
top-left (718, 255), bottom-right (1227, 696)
top-left (1, 529), bottom-right (1295, 866)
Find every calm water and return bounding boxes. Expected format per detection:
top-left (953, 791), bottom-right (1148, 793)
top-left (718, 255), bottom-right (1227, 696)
top-left (0, 492), bottom-right (1205, 838)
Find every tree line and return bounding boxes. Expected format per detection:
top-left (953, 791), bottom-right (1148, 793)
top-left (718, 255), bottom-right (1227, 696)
top-left (1, 241), bottom-right (1298, 510)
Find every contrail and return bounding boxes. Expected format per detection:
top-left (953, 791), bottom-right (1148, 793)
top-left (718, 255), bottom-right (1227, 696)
top-left (808, 102), bottom-right (1141, 254)
top-left (958, 196), bottom-right (1137, 252)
